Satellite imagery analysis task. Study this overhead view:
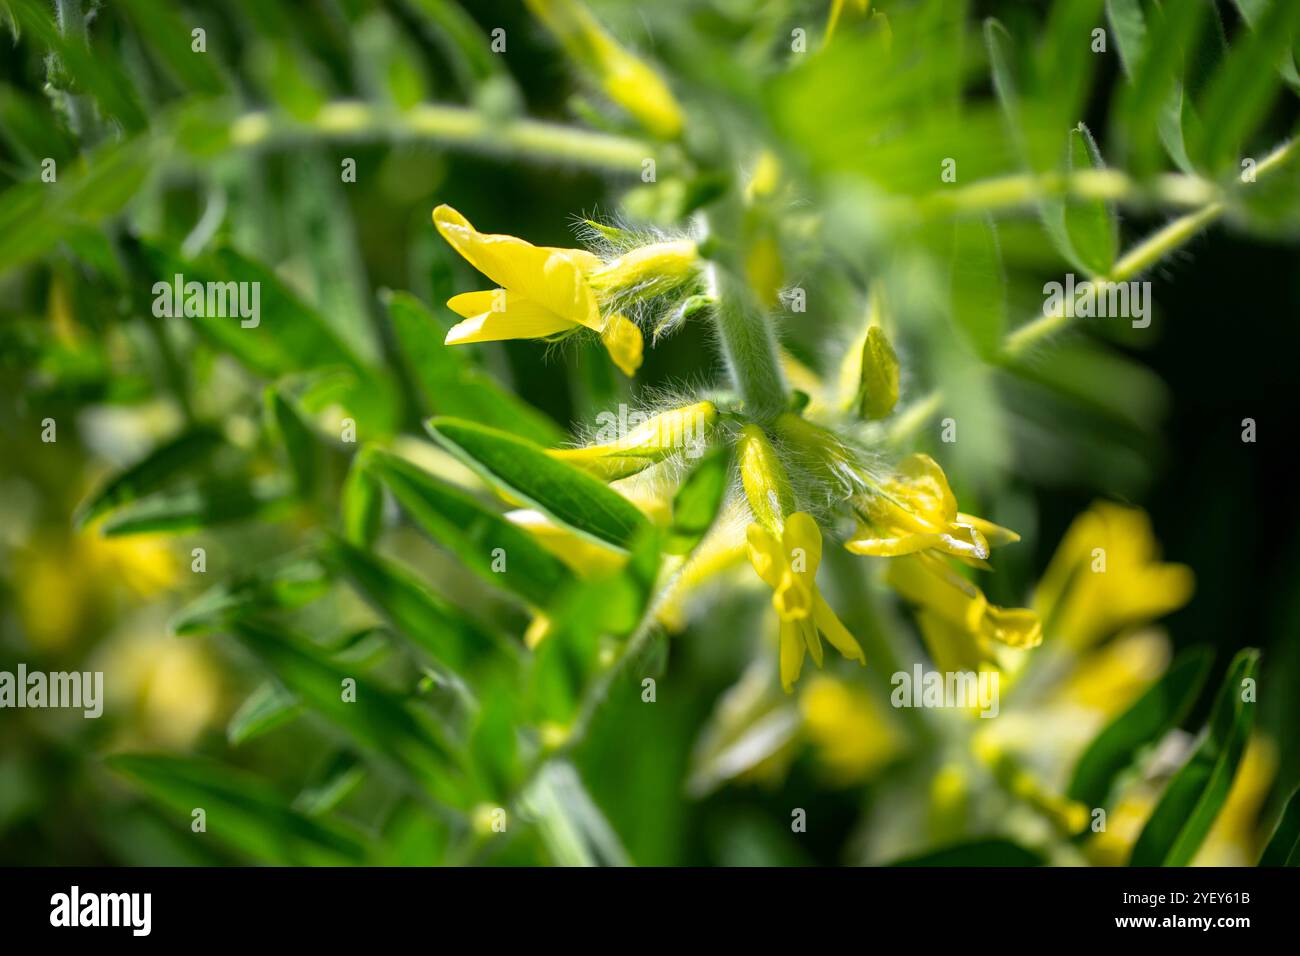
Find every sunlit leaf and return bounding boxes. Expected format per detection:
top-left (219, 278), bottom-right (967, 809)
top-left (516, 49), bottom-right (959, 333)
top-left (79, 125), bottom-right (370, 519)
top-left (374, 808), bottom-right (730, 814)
top-left (428, 418), bottom-right (652, 551)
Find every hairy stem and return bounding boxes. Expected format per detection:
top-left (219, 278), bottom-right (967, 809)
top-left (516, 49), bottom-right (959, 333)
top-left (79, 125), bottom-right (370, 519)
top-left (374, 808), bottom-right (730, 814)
top-left (1001, 136), bottom-right (1298, 358)
top-left (229, 101), bottom-right (652, 173)
top-left (707, 263), bottom-right (788, 420)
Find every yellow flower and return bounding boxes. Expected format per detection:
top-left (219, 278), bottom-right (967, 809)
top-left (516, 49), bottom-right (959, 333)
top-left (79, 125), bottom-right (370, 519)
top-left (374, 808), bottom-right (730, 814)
top-left (847, 453), bottom-right (1018, 563)
top-left (547, 401), bottom-right (716, 480)
top-left (433, 204), bottom-right (644, 375)
top-left (1034, 501), bottom-right (1194, 649)
top-left (799, 674), bottom-right (902, 785)
top-left (888, 552), bottom-right (1042, 655)
top-left (525, 0), bottom-right (684, 139)
top-left (747, 513), bottom-right (865, 692)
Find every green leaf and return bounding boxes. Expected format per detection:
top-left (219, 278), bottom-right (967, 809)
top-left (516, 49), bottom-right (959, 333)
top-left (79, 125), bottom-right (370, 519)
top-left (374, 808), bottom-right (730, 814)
top-left (227, 681), bottom-right (302, 746)
top-left (1259, 787), bottom-right (1300, 866)
top-left (1, 0), bottom-right (148, 131)
top-left (1105, 0), bottom-right (1146, 78)
top-left (428, 418), bottom-right (652, 551)
top-left (889, 839), bottom-right (1045, 867)
top-left (1116, 0), bottom-right (1205, 175)
top-left (139, 242), bottom-right (366, 380)
top-left (527, 532), bottom-right (660, 725)
top-left (100, 477), bottom-right (292, 536)
top-left (1193, 0), bottom-right (1300, 172)
top-left (365, 448), bottom-right (576, 609)
top-left (231, 620), bottom-right (466, 806)
top-left (107, 754), bottom-right (367, 865)
top-left (1129, 649), bottom-right (1260, 866)
top-left (1067, 646), bottom-right (1213, 809)
top-left (323, 534), bottom-right (511, 673)
top-left (268, 387), bottom-right (324, 500)
top-left (665, 446), bottom-right (730, 554)
top-left (1064, 122), bottom-right (1118, 276)
top-left (384, 291), bottom-right (563, 445)
top-left (521, 761), bottom-right (631, 867)
top-left (116, 0), bottom-right (228, 96)
top-left (341, 450), bottom-right (384, 547)
top-left (172, 555), bottom-right (330, 636)
top-left (75, 425), bottom-right (226, 527)
top-left (294, 752), bottom-right (367, 817)
top-left (950, 216), bottom-right (1007, 358)
top-left (1232, 0), bottom-right (1300, 91)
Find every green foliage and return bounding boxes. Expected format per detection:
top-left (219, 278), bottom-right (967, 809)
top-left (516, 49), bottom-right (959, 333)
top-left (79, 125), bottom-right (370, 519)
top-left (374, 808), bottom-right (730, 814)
top-left (1, 0), bottom-right (1295, 870)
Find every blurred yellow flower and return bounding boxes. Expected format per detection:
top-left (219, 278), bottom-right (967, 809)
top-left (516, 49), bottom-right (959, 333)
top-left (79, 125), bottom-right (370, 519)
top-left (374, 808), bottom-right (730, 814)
top-left (1035, 501), bottom-right (1194, 649)
top-left (800, 675), bottom-right (902, 785)
top-left (99, 627), bottom-right (220, 748)
top-left (525, 0), bottom-right (684, 139)
top-left (887, 552), bottom-right (1041, 659)
top-left (16, 533), bottom-right (177, 649)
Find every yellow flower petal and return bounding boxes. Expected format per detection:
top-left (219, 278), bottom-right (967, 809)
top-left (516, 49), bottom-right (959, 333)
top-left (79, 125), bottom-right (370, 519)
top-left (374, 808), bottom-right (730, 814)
top-left (745, 523), bottom-right (785, 589)
top-left (444, 295), bottom-right (575, 344)
top-left (599, 312), bottom-right (643, 375)
top-left (779, 619), bottom-right (806, 692)
top-left (433, 205), bottom-right (601, 330)
top-left (813, 593), bottom-right (866, 664)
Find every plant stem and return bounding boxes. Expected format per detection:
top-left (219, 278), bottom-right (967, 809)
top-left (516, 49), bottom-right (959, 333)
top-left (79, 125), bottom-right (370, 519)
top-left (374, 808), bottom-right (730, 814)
top-left (229, 101), bottom-right (653, 173)
top-left (1001, 135), bottom-right (1298, 358)
top-left (707, 263), bottom-right (788, 420)
top-left (907, 168), bottom-right (1218, 221)
top-left (699, 199), bottom-right (788, 421)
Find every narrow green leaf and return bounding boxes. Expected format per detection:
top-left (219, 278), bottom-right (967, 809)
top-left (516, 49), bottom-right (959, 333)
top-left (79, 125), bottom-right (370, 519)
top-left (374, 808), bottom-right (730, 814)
top-left (100, 478), bottom-right (292, 536)
top-left (139, 242), bottom-right (366, 380)
top-left (1115, 0), bottom-right (1205, 175)
top-left (117, 0), bottom-right (229, 95)
top-left (665, 446), bottom-right (730, 554)
top-left (1129, 649), bottom-right (1260, 866)
top-left (1259, 787), bottom-right (1300, 866)
top-left (1067, 646), bottom-right (1213, 809)
top-left (172, 555), bottom-right (330, 636)
top-left (75, 425), bottom-right (225, 527)
top-left (323, 534), bottom-right (510, 673)
top-left (1, 0), bottom-right (148, 131)
top-left (267, 387), bottom-right (324, 500)
top-left (231, 620), bottom-right (466, 806)
top-left (1193, 0), bottom-right (1300, 172)
top-left (341, 449), bottom-right (384, 547)
top-left (294, 752), bottom-right (367, 817)
top-left (227, 681), bottom-right (302, 746)
top-left (428, 418), bottom-right (652, 551)
top-left (107, 754), bottom-right (367, 865)
top-left (522, 761), bottom-right (631, 867)
top-left (1064, 122), bottom-right (1118, 276)
top-left (365, 448), bottom-right (576, 608)
top-left (950, 216), bottom-right (1007, 358)
top-left (384, 291), bottom-right (563, 444)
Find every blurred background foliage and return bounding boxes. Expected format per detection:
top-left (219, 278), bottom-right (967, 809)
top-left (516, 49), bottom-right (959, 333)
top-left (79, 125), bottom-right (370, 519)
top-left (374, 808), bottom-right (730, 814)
top-left (1, 0), bottom-right (1298, 866)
